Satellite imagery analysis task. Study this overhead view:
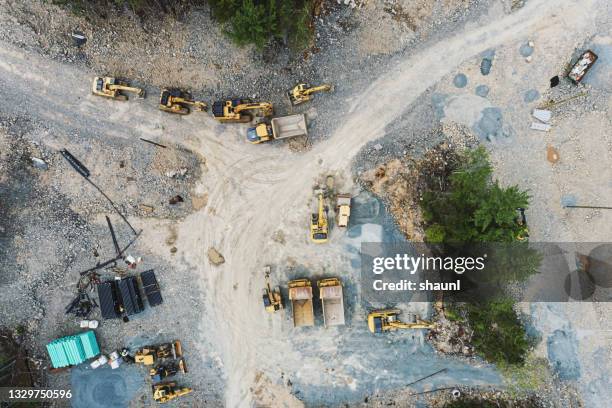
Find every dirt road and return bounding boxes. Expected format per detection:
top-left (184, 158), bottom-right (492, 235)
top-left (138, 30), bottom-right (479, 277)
top-left (0, 0), bottom-right (603, 405)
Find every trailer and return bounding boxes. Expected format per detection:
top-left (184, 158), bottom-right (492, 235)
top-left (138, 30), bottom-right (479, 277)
top-left (140, 270), bottom-right (163, 307)
top-left (247, 114), bottom-right (307, 144)
top-left (318, 278), bottom-right (345, 327)
top-left (568, 50), bottom-right (598, 83)
top-left (288, 279), bottom-right (314, 327)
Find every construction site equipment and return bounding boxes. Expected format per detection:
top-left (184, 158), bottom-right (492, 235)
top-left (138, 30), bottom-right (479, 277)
top-left (92, 77), bottom-right (145, 100)
top-left (159, 89), bottom-right (207, 115)
top-left (46, 331), bottom-right (100, 369)
top-left (568, 50), bottom-right (598, 83)
top-left (247, 114), bottom-right (307, 144)
top-left (336, 194), bottom-right (351, 228)
top-left (310, 192), bottom-right (329, 243)
top-left (212, 99), bottom-right (273, 123)
top-left (288, 279), bottom-right (314, 327)
top-left (152, 382), bottom-right (193, 403)
top-left (287, 83), bottom-right (332, 105)
top-left (367, 309), bottom-right (434, 334)
top-left (135, 341), bottom-right (183, 366)
top-left (516, 207), bottom-right (529, 241)
top-left (140, 270), bottom-right (163, 307)
top-left (97, 276), bottom-right (144, 321)
top-left (262, 266), bottom-right (283, 313)
top-left (149, 359), bottom-right (186, 382)
top-left (318, 278), bottom-right (345, 327)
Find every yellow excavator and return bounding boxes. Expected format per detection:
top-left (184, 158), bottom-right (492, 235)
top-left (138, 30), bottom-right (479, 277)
top-left (92, 77), bottom-right (145, 100)
top-left (310, 192), bottom-right (328, 243)
top-left (212, 99), bottom-right (273, 123)
top-left (152, 382), bottom-right (193, 403)
top-left (135, 341), bottom-right (183, 366)
top-left (367, 309), bottom-right (434, 334)
top-left (262, 266), bottom-right (283, 313)
top-left (287, 83), bottom-right (332, 106)
top-left (159, 89), bottom-right (207, 115)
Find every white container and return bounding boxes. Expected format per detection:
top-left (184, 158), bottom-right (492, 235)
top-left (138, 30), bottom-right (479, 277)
top-left (80, 320), bottom-right (99, 329)
top-left (90, 355), bottom-right (108, 369)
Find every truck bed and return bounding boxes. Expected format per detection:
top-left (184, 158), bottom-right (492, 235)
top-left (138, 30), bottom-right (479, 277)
top-left (320, 285), bottom-right (345, 327)
top-left (289, 284), bottom-right (314, 327)
top-left (271, 114), bottom-right (307, 140)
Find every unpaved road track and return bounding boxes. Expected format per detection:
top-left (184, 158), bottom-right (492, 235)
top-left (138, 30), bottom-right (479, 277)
top-left (0, 0), bottom-right (600, 405)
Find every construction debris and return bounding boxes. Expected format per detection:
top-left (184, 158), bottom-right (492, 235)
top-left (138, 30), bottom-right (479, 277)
top-left (531, 122), bottom-right (551, 132)
top-left (547, 145), bottom-right (560, 163)
top-left (169, 195), bottom-right (184, 204)
top-left (532, 109), bottom-right (552, 123)
top-left (31, 156), bottom-right (48, 170)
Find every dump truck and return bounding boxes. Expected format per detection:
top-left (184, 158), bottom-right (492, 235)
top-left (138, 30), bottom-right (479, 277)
top-left (318, 278), bottom-right (345, 327)
top-left (336, 194), bottom-right (351, 228)
top-left (247, 114), bottom-right (307, 144)
top-left (288, 279), bottom-right (314, 327)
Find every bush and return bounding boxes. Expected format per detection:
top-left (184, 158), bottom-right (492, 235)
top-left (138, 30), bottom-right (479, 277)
top-left (465, 299), bottom-right (533, 366)
top-left (211, 0), bottom-right (314, 50)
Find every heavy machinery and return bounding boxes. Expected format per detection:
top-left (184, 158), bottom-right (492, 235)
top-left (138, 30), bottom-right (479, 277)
top-left (135, 341), bottom-right (183, 366)
top-left (287, 83), bottom-right (332, 105)
top-left (336, 194), bottom-right (351, 228)
top-left (247, 114), bottom-right (307, 144)
top-left (568, 50), bottom-right (598, 84)
top-left (149, 359), bottom-right (187, 382)
top-left (92, 77), bottom-right (145, 100)
top-left (310, 192), bottom-right (329, 243)
top-left (262, 266), bottom-right (283, 313)
top-left (152, 382), bottom-right (193, 403)
top-left (367, 309), bottom-right (434, 334)
top-left (158, 89), bottom-right (207, 115)
top-left (212, 99), bottom-right (273, 123)
top-left (288, 279), bottom-right (314, 327)
top-left (318, 278), bottom-right (345, 327)
top-left (516, 207), bottom-right (529, 241)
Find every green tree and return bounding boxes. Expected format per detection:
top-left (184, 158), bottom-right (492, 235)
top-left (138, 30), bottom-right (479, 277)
top-left (227, 0), bottom-right (277, 49)
top-left (422, 146), bottom-right (529, 243)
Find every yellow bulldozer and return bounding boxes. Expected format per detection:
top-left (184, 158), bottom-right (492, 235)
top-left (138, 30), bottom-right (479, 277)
top-left (135, 340), bottom-right (183, 366)
top-left (158, 89), bottom-right (207, 115)
top-left (92, 77), bottom-right (145, 100)
top-left (310, 192), bottom-right (328, 243)
top-left (152, 382), bottom-right (193, 403)
top-left (287, 83), bottom-right (332, 106)
top-left (367, 309), bottom-right (434, 334)
top-left (262, 266), bottom-right (283, 313)
top-left (212, 99), bottom-right (273, 123)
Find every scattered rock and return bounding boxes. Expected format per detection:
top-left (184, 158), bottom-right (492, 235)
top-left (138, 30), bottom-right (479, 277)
top-left (31, 157), bottom-right (48, 170)
top-left (169, 195), bottom-right (184, 205)
top-left (453, 73), bottom-right (468, 88)
top-left (207, 247), bottom-right (225, 265)
top-left (547, 145), bottom-right (560, 164)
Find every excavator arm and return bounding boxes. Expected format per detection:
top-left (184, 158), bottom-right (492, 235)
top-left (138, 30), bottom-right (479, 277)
top-left (302, 84), bottom-right (332, 96)
top-left (108, 84), bottom-right (145, 97)
top-left (234, 102), bottom-right (273, 116)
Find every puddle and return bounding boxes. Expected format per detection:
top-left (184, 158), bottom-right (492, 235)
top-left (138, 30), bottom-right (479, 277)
top-left (547, 329), bottom-right (581, 380)
top-left (453, 73), bottom-right (468, 88)
top-left (71, 364), bottom-right (144, 408)
top-left (475, 85), bottom-right (490, 97)
top-left (524, 89), bottom-right (540, 102)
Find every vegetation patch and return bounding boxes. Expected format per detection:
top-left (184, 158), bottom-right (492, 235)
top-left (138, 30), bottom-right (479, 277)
top-left (54, 0), bottom-right (316, 51)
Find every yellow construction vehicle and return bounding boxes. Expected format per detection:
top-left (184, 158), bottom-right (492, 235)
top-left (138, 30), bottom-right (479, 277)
top-left (92, 77), bottom-right (145, 100)
top-left (287, 83), bottom-right (332, 106)
top-left (135, 341), bottom-right (183, 366)
top-left (262, 266), bottom-right (283, 313)
top-left (152, 382), bottom-right (193, 403)
top-left (211, 99), bottom-right (273, 123)
top-left (159, 89), bottom-right (207, 115)
top-left (367, 309), bottom-right (434, 333)
top-left (310, 192), bottom-right (328, 243)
